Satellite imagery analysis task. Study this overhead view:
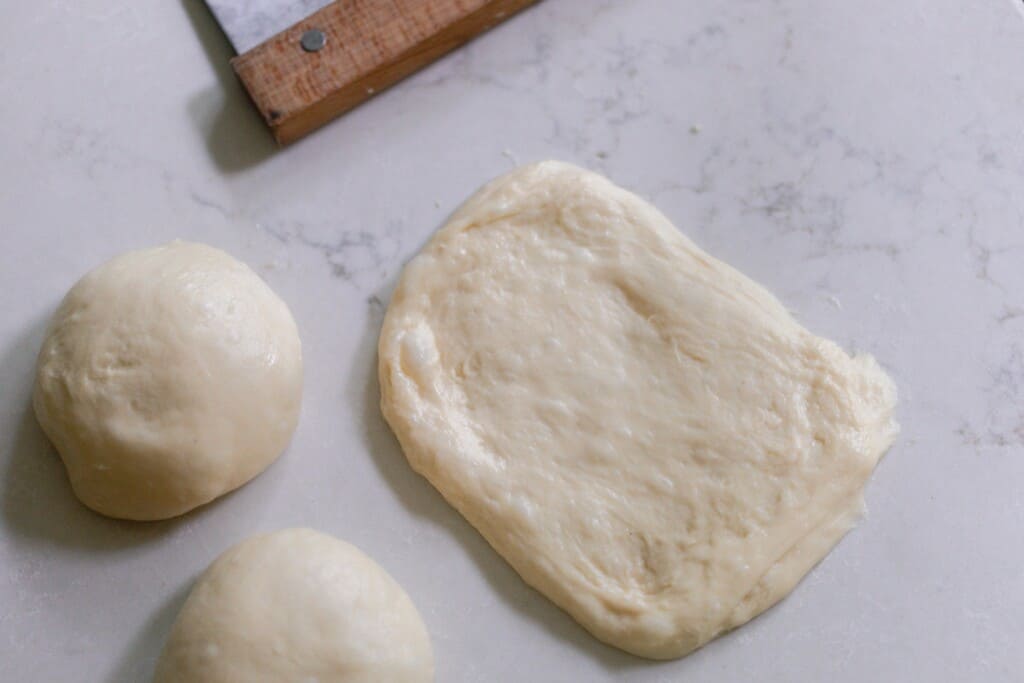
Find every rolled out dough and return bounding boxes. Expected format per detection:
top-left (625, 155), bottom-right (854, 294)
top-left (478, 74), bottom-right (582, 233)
top-left (379, 162), bottom-right (898, 659)
top-left (154, 528), bottom-right (434, 682)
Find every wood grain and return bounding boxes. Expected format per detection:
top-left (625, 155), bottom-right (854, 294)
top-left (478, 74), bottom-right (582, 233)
top-left (232, 0), bottom-right (541, 145)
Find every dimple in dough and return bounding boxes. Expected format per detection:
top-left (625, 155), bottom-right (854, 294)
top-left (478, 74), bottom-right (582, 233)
top-left (33, 241), bottom-right (302, 520)
top-left (379, 162), bottom-right (898, 659)
top-left (154, 528), bottom-right (435, 683)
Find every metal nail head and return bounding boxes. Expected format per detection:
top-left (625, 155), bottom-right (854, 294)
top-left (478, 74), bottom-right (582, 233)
top-left (300, 29), bottom-right (326, 52)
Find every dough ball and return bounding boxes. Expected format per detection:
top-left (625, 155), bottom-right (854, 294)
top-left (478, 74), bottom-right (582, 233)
top-left (33, 241), bottom-right (302, 520)
top-left (379, 162), bottom-right (898, 659)
top-left (154, 528), bottom-right (434, 683)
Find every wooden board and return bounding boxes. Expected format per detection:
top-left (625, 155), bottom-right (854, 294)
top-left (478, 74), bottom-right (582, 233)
top-left (232, 0), bottom-right (541, 145)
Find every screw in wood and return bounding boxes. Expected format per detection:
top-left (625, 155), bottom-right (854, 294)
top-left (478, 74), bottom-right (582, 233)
top-left (300, 29), bottom-right (327, 52)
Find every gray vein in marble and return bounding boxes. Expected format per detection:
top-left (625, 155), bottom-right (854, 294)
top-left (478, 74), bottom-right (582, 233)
top-left (957, 344), bottom-right (1024, 449)
top-left (259, 220), bottom-right (404, 286)
top-left (35, 117), bottom-right (412, 297)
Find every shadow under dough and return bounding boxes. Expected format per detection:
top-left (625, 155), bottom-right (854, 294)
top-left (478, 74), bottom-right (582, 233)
top-left (350, 283), bottom-right (667, 673)
top-left (105, 578), bottom-right (194, 683)
top-left (179, 0), bottom-right (276, 173)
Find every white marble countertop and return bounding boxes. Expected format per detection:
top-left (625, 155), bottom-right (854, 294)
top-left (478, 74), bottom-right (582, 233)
top-left (2, 1), bottom-right (1023, 680)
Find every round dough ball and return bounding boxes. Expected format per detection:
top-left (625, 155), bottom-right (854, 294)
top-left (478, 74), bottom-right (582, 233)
top-left (154, 528), bottom-right (435, 683)
top-left (33, 241), bottom-right (302, 520)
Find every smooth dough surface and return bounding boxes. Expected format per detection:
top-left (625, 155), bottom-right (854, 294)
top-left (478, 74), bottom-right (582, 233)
top-left (379, 162), bottom-right (898, 659)
top-left (33, 241), bottom-right (302, 520)
top-left (154, 528), bottom-right (434, 683)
